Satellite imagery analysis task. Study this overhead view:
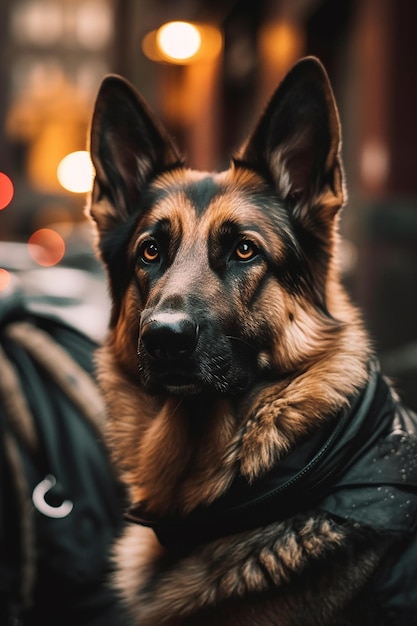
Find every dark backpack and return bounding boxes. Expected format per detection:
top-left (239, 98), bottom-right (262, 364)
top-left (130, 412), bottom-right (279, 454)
top-left (0, 284), bottom-right (133, 625)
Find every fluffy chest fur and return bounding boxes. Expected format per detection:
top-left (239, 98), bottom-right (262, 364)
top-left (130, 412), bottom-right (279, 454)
top-left (112, 514), bottom-right (385, 626)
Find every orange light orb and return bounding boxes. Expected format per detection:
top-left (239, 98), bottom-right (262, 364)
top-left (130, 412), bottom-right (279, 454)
top-left (0, 172), bottom-right (14, 210)
top-left (0, 268), bottom-right (11, 291)
top-left (28, 228), bottom-right (66, 267)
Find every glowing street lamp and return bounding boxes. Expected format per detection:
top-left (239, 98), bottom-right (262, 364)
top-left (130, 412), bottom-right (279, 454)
top-left (142, 21), bottom-right (222, 65)
top-left (156, 21), bottom-right (202, 62)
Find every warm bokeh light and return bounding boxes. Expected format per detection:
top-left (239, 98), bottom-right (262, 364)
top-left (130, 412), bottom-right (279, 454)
top-left (57, 150), bottom-right (94, 193)
top-left (156, 21), bottom-right (201, 61)
top-left (143, 23), bottom-right (222, 65)
top-left (0, 268), bottom-right (11, 291)
top-left (28, 228), bottom-right (66, 267)
top-left (0, 172), bottom-right (15, 210)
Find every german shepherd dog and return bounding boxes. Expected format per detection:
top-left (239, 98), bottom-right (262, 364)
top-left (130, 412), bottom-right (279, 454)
top-left (88, 58), bottom-right (417, 625)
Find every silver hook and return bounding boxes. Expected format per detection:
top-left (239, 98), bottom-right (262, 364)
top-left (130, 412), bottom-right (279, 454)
top-left (32, 474), bottom-right (73, 519)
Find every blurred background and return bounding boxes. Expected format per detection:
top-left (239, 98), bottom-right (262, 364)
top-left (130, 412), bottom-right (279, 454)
top-left (0, 0), bottom-right (416, 407)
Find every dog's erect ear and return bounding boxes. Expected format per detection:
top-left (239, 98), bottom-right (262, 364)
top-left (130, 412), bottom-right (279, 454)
top-left (238, 57), bottom-right (344, 219)
top-left (88, 75), bottom-right (183, 233)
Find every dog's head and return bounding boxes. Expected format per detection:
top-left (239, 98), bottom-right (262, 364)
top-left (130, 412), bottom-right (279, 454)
top-left (88, 57), bottom-right (345, 399)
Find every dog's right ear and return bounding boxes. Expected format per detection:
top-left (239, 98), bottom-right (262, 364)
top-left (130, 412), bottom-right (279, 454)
top-left (236, 57), bottom-right (344, 223)
top-left (88, 75), bottom-right (183, 235)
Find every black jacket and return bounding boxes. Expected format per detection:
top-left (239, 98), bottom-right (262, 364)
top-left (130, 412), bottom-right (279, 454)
top-left (128, 361), bottom-right (417, 624)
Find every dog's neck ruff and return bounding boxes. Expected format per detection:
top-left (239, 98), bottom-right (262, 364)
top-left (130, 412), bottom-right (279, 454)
top-left (126, 361), bottom-right (417, 551)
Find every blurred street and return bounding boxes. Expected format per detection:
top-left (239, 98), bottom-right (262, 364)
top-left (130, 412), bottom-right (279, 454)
top-left (1, 0), bottom-right (417, 406)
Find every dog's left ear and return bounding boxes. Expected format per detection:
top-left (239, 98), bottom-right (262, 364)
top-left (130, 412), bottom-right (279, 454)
top-left (88, 75), bottom-right (183, 234)
top-left (238, 57), bottom-right (344, 220)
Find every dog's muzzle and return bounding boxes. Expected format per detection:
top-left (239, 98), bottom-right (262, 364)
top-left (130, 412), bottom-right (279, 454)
top-left (138, 310), bottom-right (250, 396)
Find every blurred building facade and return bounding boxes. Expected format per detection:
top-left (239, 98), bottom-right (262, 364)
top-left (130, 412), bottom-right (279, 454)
top-left (1, 0), bottom-right (417, 406)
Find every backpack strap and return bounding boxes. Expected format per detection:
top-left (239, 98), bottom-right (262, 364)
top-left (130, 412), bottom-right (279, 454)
top-left (5, 322), bottom-right (105, 433)
top-left (0, 342), bottom-right (38, 612)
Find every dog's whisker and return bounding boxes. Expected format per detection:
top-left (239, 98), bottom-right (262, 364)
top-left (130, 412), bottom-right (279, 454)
top-left (169, 398), bottom-right (184, 419)
top-left (225, 335), bottom-right (256, 350)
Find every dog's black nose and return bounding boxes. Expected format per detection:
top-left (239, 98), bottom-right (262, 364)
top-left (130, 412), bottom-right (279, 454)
top-left (140, 313), bottom-right (198, 361)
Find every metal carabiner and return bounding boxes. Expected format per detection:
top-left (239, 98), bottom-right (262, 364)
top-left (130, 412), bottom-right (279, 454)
top-left (32, 474), bottom-right (73, 519)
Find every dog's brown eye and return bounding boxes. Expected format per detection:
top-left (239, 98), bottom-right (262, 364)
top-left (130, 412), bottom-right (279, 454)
top-left (235, 241), bottom-right (257, 261)
top-left (141, 242), bottom-right (160, 263)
